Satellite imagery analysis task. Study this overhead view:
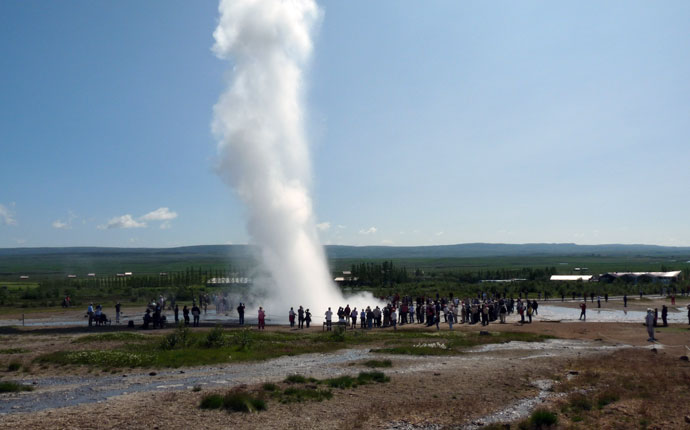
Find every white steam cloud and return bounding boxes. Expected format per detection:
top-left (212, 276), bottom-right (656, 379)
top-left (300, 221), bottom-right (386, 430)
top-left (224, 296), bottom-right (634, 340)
top-left (212, 0), bottom-right (377, 317)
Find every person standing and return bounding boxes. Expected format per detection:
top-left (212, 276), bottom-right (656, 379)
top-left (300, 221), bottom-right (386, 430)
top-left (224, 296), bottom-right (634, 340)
top-left (87, 303), bottom-right (94, 327)
top-left (174, 304), bottom-right (179, 323)
top-left (597, 296), bottom-right (601, 309)
top-left (237, 303), bottom-right (245, 325)
top-left (661, 305), bottom-right (668, 327)
top-left (579, 301), bottom-right (587, 321)
top-left (623, 294), bottom-right (627, 308)
top-left (687, 303), bottom-right (690, 325)
top-left (325, 307), bottom-right (333, 331)
top-left (258, 307), bottom-right (265, 330)
top-left (298, 306), bottom-right (305, 329)
top-left (115, 302), bottom-right (121, 324)
top-left (183, 305), bottom-right (190, 326)
top-left (350, 307), bottom-right (357, 329)
top-left (646, 308), bottom-right (657, 342)
top-left (390, 308), bottom-right (398, 331)
top-left (192, 303), bottom-right (201, 327)
top-left (305, 308), bottom-right (311, 328)
top-left (289, 307), bottom-right (295, 328)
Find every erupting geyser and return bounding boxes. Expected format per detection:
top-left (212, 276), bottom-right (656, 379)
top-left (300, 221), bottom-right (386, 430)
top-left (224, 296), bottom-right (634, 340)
top-left (212, 0), bottom-right (375, 317)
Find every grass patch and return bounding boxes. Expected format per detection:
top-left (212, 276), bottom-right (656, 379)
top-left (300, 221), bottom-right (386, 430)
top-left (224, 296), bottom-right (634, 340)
top-left (262, 382), bottom-right (278, 391)
top-left (363, 359), bottom-right (392, 368)
top-left (35, 350), bottom-right (153, 367)
top-left (568, 393), bottom-right (592, 411)
top-left (0, 348), bottom-right (29, 354)
top-left (200, 391), bottom-right (266, 413)
top-left (73, 333), bottom-right (147, 343)
top-left (596, 390), bottom-right (620, 408)
top-left (325, 371), bottom-right (390, 389)
top-left (7, 361), bottom-right (21, 371)
top-left (284, 374), bottom-right (310, 384)
top-left (519, 409), bottom-right (557, 429)
top-left (279, 386), bottom-right (332, 403)
top-left (0, 381), bottom-right (34, 393)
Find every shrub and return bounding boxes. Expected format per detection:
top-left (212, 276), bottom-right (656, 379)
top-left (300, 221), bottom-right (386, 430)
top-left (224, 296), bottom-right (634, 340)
top-left (284, 374), bottom-right (308, 384)
top-left (199, 393), bottom-right (224, 409)
top-left (223, 391), bottom-right (266, 413)
top-left (357, 371), bottom-right (389, 384)
top-left (262, 382), bottom-right (277, 392)
top-left (529, 409), bottom-right (558, 428)
top-left (0, 381), bottom-right (33, 393)
top-left (281, 387), bottom-right (332, 403)
top-left (569, 393), bottom-right (592, 411)
top-left (160, 324), bottom-right (191, 350)
top-left (232, 329), bottom-right (254, 351)
top-left (330, 325), bottom-right (346, 342)
top-left (7, 361), bottom-right (21, 372)
top-left (326, 375), bottom-right (357, 389)
top-left (363, 359), bottom-right (392, 368)
top-left (200, 391), bottom-right (267, 413)
top-left (597, 390), bottom-right (620, 408)
top-left (204, 326), bottom-right (227, 348)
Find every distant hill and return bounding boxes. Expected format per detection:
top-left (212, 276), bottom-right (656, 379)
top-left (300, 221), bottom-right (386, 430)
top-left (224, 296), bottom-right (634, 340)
top-left (2, 242), bottom-right (690, 259)
top-left (2, 243), bottom-right (689, 277)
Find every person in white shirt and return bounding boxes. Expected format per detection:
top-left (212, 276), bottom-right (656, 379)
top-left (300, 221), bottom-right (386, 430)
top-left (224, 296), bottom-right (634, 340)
top-left (325, 307), bottom-right (333, 331)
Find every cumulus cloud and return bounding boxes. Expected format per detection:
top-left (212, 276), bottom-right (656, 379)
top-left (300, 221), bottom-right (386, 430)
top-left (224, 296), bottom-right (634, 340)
top-left (52, 220), bottom-right (70, 229)
top-left (99, 214), bottom-right (146, 230)
top-left (52, 211), bottom-right (78, 229)
top-left (358, 227), bottom-right (377, 235)
top-left (316, 221), bottom-right (331, 231)
top-left (140, 207), bottom-right (178, 221)
top-left (0, 204), bottom-right (17, 226)
top-left (99, 207), bottom-right (178, 230)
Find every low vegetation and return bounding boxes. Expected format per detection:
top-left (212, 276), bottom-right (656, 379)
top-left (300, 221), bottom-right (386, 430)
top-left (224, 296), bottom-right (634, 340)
top-left (35, 326), bottom-right (555, 369)
top-left (200, 391), bottom-right (267, 413)
top-left (0, 381), bottom-right (34, 393)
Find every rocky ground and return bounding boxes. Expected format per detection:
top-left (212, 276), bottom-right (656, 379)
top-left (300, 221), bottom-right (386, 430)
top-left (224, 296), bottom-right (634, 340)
top-left (0, 301), bottom-right (689, 429)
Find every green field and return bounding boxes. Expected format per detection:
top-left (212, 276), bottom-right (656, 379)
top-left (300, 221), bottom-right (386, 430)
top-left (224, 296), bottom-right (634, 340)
top-left (0, 245), bottom-right (688, 309)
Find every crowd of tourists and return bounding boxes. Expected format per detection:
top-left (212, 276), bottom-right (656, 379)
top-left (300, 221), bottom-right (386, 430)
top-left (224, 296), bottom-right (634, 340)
top-left (286, 293), bottom-right (541, 331)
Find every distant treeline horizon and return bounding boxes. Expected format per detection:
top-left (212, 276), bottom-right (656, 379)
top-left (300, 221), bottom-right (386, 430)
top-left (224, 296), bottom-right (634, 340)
top-left (3, 242), bottom-right (690, 259)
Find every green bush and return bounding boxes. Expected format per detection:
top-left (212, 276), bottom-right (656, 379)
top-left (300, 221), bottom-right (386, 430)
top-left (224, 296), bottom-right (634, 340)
top-left (199, 393), bottom-right (224, 409)
top-left (262, 382), bottom-right (278, 391)
top-left (281, 387), bottom-right (332, 403)
top-left (160, 324), bottom-right (191, 350)
top-left (204, 326), bottom-right (227, 348)
top-left (284, 374), bottom-right (308, 384)
top-left (7, 361), bottom-right (21, 372)
top-left (0, 381), bottom-right (34, 393)
top-left (326, 375), bottom-right (357, 389)
top-left (223, 392), bottom-right (266, 413)
top-left (357, 371), bottom-right (389, 384)
top-left (200, 391), bottom-right (266, 413)
top-left (530, 409), bottom-right (558, 428)
top-left (232, 329), bottom-right (254, 351)
top-left (569, 393), bottom-right (592, 411)
top-left (597, 390), bottom-right (620, 408)
top-left (363, 359), bottom-right (392, 368)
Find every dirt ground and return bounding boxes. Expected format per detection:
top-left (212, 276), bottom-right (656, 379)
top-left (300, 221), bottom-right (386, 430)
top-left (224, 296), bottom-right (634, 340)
top-left (1, 310), bottom-right (689, 430)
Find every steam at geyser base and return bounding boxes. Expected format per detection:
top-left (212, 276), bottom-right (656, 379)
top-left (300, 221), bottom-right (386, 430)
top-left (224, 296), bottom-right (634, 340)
top-left (211, 0), bottom-right (379, 320)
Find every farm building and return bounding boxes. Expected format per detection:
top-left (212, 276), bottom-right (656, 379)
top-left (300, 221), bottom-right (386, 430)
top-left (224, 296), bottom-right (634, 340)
top-left (598, 271), bottom-right (682, 283)
top-left (550, 275), bottom-right (593, 282)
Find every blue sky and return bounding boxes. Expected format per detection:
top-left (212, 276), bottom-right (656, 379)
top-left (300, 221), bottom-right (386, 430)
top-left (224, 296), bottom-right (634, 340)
top-left (1, 0), bottom-right (689, 248)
